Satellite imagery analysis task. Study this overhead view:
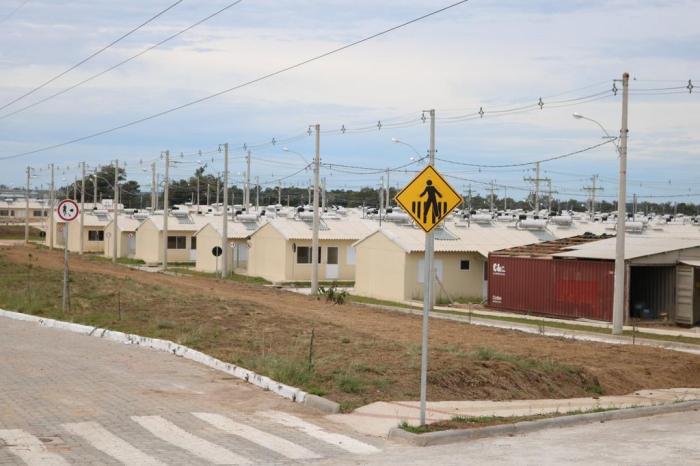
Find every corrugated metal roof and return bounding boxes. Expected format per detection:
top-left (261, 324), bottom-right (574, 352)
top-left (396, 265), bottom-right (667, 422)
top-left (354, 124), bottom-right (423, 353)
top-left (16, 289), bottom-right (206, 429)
top-left (554, 236), bottom-right (700, 260)
top-left (195, 219), bottom-right (263, 239)
top-left (142, 214), bottom-right (211, 232)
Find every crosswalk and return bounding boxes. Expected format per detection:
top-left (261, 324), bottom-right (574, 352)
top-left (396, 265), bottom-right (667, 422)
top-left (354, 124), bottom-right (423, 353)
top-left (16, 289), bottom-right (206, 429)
top-left (0, 411), bottom-right (380, 465)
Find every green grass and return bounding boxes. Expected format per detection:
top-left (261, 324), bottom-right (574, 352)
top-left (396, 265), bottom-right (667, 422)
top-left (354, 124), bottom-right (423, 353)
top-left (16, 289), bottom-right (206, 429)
top-left (349, 294), bottom-right (417, 310)
top-left (472, 346), bottom-right (580, 374)
top-left (399, 406), bottom-right (623, 434)
top-left (86, 255), bottom-right (145, 266)
top-left (167, 267), bottom-right (270, 285)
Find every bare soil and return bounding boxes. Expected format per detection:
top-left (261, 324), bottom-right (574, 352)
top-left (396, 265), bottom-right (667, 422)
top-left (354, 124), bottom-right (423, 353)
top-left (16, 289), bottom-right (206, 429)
top-left (2, 244), bottom-right (700, 411)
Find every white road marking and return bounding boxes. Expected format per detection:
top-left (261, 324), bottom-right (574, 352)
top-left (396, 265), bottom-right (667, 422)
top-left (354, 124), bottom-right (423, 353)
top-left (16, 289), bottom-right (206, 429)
top-left (0, 429), bottom-right (69, 466)
top-left (193, 412), bottom-right (322, 460)
top-left (61, 422), bottom-right (165, 466)
top-left (132, 415), bottom-right (250, 465)
top-left (258, 411), bottom-right (380, 455)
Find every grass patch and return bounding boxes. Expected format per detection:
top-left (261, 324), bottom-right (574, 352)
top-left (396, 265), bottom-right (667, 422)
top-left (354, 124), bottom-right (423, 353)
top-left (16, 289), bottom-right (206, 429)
top-left (167, 267), bottom-right (270, 285)
top-left (284, 280), bottom-right (354, 288)
top-left (472, 346), bottom-right (579, 374)
top-left (399, 406), bottom-right (622, 433)
top-left (349, 295), bottom-right (416, 310)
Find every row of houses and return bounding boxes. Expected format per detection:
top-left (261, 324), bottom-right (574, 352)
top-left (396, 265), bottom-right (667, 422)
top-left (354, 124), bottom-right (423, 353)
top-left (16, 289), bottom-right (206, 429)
top-left (45, 205), bottom-right (700, 319)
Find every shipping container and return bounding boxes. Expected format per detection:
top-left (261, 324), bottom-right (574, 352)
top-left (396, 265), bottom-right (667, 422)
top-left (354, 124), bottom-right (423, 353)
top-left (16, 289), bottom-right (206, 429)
top-left (488, 255), bottom-right (614, 321)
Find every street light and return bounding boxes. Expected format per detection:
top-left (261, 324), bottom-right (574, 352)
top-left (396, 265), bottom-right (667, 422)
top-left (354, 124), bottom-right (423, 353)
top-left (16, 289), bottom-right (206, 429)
top-left (282, 147), bottom-right (309, 165)
top-left (391, 137), bottom-right (422, 159)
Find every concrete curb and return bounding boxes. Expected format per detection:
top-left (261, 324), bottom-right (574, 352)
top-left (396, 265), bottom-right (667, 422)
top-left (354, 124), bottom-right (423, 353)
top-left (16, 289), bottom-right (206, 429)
top-left (304, 394), bottom-right (341, 414)
top-left (387, 400), bottom-right (700, 447)
top-left (0, 308), bottom-right (340, 410)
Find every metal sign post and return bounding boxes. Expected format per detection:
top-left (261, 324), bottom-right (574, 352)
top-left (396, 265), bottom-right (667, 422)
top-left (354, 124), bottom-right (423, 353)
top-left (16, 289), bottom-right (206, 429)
top-left (394, 111), bottom-right (461, 426)
top-left (57, 199), bottom-right (79, 312)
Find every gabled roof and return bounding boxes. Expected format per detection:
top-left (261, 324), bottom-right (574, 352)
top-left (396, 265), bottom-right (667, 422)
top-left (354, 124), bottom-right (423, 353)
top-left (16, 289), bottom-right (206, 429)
top-left (257, 217), bottom-right (377, 241)
top-left (193, 219), bottom-right (262, 239)
top-left (137, 214), bottom-right (212, 232)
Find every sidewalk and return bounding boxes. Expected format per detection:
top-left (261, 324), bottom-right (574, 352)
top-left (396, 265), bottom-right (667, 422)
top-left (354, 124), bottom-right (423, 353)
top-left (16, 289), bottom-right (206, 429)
top-left (326, 388), bottom-right (700, 437)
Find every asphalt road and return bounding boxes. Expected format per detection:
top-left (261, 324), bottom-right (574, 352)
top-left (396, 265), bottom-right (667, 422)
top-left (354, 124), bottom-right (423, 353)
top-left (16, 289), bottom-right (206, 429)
top-left (0, 317), bottom-right (382, 465)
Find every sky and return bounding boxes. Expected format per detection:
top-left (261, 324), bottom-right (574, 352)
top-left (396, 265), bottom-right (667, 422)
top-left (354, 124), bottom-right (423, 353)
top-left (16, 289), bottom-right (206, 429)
top-left (0, 0), bottom-right (698, 205)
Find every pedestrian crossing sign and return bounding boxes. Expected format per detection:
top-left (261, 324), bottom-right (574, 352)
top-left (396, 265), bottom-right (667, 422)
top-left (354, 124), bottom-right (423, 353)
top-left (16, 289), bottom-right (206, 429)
top-left (394, 165), bottom-right (463, 233)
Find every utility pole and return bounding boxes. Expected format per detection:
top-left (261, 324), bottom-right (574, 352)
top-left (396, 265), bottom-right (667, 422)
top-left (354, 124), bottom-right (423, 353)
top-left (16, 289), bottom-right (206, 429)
top-left (467, 185), bottom-right (472, 212)
top-left (216, 173), bottom-right (220, 208)
top-left (379, 176), bottom-right (385, 225)
top-left (221, 143), bottom-right (229, 277)
top-left (524, 162), bottom-right (549, 216)
top-left (633, 193), bottom-right (638, 217)
top-left (112, 160), bottom-right (118, 263)
top-left (255, 176), bottom-right (260, 212)
top-left (206, 183), bottom-right (210, 207)
top-left (504, 187), bottom-right (508, 211)
top-left (162, 151), bottom-right (170, 270)
top-left (419, 109), bottom-right (436, 427)
top-left (582, 175), bottom-right (603, 220)
top-left (311, 124), bottom-right (321, 295)
top-left (93, 168), bottom-right (98, 207)
top-left (321, 177), bottom-right (327, 212)
top-left (488, 180), bottom-right (496, 213)
top-left (25, 166), bottom-right (30, 244)
top-left (245, 150), bottom-right (252, 211)
top-left (278, 183), bottom-right (282, 205)
top-left (386, 168), bottom-right (391, 209)
top-left (546, 179), bottom-right (558, 213)
top-left (613, 72), bottom-right (630, 335)
top-left (49, 164), bottom-right (54, 250)
top-left (151, 162), bottom-right (156, 212)
top-left (196, 169), bottom-right (201, 214)
top-left (73, 177), bottom-right (78, 201)
top-left (79, 162), bottom-right (85, 255)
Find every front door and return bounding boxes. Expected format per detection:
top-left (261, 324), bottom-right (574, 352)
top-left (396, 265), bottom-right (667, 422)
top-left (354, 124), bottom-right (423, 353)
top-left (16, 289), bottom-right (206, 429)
top-left (326, 246), bottom-right (339, 280)
top-left (127, 235), bottom-right (136, 257)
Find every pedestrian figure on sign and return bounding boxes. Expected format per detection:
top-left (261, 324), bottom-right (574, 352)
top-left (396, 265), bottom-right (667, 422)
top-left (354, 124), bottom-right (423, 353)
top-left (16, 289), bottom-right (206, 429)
top-left (420, 179), bottom-right (442, 225)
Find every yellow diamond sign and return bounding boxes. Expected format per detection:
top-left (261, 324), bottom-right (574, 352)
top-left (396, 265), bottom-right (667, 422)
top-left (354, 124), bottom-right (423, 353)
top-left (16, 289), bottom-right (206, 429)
top-left (394, 165), bottom-right (463, 233)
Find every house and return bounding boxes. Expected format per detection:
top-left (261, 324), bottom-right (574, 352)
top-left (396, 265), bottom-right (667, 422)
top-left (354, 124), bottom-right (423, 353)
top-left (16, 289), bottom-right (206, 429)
top-left (247, 215), bottom-right (376, 283)
top-left (49, 210), bottom-right (111, 253)
top-left (103, 214), bottom-right (149, 259)
top-left (133, 212), bottom-right (211, 265)
top-left (193, 217), bottom-right (261, 274)
top-left (353, 219), bottom-right (566, 304)
top-left (0, 198), bottom-right (50, 220)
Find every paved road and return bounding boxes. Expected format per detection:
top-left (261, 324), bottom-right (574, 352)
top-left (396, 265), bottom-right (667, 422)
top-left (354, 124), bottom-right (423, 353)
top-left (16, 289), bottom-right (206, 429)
top-left (326, 410), bottom-right (700, 465)
top-left (0, 318), bottom-right (382, 465)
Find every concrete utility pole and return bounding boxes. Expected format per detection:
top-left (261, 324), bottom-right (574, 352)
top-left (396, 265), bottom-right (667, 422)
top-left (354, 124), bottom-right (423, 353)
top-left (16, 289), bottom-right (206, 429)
top-left (582, 175), bottom-right (603, 220)
top-left (221, 143), bottom-right (229, 277)
top-left (504, 187), bottom-right (508, 211)
top-left (419, 109), bottom-right (436, 427)
top-left (488, 180), bottom-right (496, 213)
top-left (379, 176), bottom-right (385, 225)
top-left (206, 183), bottom-right (210, 207)
top-left (633, 193), bottom-right (638, 217)
top-left (216, 173), bottom-right (220, 208)
top-left (524, 162), bottom-right (550, 215)
top-left (79, 162), bottom-right (85, 255)
top-left (49, 164), bottom-right (55, 250)
top-left (310, 124), bottom-right (321, 295)
top-left (25, 166), bottom-right (30, 244)
top-left (386, 168), bottom-right (391, 209)
top-left (467, 185), bottom-right (472, 212)
top-left (196, 169), bottom-right (201, 213)
top-left (321, 177), bottom-right (327, 212)
top-left (547, 179), bottom-right (557, 213)
top-left (278, 183), bottom-right (282, 205)
top-left (245, 150), bottom-right (252, 211)
top-left (112, 160), bottom-right (118, 263)
top-left (151, 162), bottom-right (157, 212)
top-left (255, 176), bottom-right (260, 212)
top-left (162, 151), bottom-right (170, 270)
top-left (73, 177), bottom-right (78, 202)
top-left (93, 169), bottom-right (98, 206)
top-left (613, 72), bottom-right (630, 335)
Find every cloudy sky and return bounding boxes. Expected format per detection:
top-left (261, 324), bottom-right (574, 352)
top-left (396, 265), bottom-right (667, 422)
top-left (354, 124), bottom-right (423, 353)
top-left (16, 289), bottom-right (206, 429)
top-left (0, 0), bottom-right (698, 204)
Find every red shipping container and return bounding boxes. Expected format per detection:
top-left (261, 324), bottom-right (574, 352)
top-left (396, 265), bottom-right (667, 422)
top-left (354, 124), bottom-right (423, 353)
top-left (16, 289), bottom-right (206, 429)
top-left (488, 255), bottom-right (614, 322)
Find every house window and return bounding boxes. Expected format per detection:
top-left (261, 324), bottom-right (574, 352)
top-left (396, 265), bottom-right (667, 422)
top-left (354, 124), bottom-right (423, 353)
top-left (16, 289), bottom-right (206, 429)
top-left (0, 210), bottom-right (8, 216)
top-left (460, 260), bottom-right (470, 271)
top-left (168, 236), bottom-right (186, 249)
top-left (327, 247), bottom-right (339, 265)
top-left (190, 237), bottom-right (197, 250)
top-left (33, 210), bottom-right (43, 217)
top-left (297, 246), bottom-right (321, 264)
top-left (88, 230), bottom-right (104, 241)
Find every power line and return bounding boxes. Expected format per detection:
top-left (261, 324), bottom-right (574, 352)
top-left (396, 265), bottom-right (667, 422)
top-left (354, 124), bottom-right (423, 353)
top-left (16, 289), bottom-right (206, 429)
top-left (0, 0), bottom-right (244, 121)
top-left (435, 138), bottom-right (617, 168)
top-left (0, 0), bottom-right (472, 161)
top-left (0, 0), bottom-right (184, 113)
top-left (0, 0), bottom-right (29, 25)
